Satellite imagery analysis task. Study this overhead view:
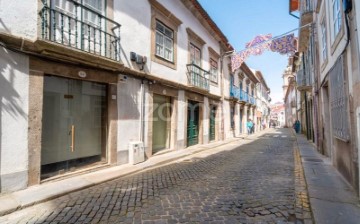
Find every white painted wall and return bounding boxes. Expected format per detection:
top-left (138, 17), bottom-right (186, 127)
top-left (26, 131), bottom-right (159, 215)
top-left (115, 0), bottom-right (222, 96)
top-left (177, 90), bottom-right (186, 149)
top-left (0, 47), bottom-right (29, 192)
top-left (223, 57), bottom-right (231, 98)
top-left (0, 0), bottom-right (38, 40)
top-left (234, 103), bottom-right (240, 136)
top-left (316, 0), bottom-right (348, 83)
top-left (117, 77), bottom-right (143, 163)
top-left (223, 100), bottom-right (232, 139)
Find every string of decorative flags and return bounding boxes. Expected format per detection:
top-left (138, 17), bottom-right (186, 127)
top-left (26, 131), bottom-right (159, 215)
top-left (230, 23), bottom-right (312, 73)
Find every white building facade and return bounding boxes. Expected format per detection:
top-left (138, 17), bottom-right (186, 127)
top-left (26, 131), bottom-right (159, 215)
top-left (0, 0), bottom-right (234, 193)
top-left (0, 0), bottom-right (274, 194)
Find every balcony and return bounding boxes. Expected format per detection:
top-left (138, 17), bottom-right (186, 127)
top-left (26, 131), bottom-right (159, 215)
top-left (298, 0), bottom-right (314, 52)
top-left (296, 68), bottom-right (312, 91)
top-left (230, 85), bottom-right (241, 99)
top-left (230, 87), bottom-right (257, 106)
top-left (243, 91), bottom-right (249, 102)
top-left (249, 95), bottom-right (256, 105)
top-left (40, 0), bottom-right (121, 61)
top-left (300, 0), bottom-right (314, 24)
top-left (186, 63), bottom-right (210, 91)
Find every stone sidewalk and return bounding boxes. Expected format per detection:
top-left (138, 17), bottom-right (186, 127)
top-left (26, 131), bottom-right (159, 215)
top-left (295, 134), bottom-right (360, 224)
top-left (0, 130), bottom-right (263, 217)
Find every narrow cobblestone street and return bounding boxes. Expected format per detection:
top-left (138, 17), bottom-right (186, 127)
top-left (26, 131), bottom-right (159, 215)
top-left (0, 129), bottom-right (312, 224)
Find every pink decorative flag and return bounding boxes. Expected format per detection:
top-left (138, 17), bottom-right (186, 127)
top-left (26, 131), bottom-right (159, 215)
top-left (245, 34), bottom-right (272, 48)
top-left (231, 50), bottom-right (251, 72)
top-left (270, 34), bottom-right (297, 55)
top-left (231, 34), bottom-right (272, 72)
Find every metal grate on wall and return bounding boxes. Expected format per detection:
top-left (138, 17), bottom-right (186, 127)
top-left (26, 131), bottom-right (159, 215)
top-left (329, 55), bottom-right (350, 141)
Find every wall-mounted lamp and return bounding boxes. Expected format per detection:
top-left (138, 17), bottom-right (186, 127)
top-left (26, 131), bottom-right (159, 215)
top-left (130, 52), bottom-right (147, 70)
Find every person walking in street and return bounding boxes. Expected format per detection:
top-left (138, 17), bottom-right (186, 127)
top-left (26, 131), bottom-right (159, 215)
top-left (247, 119), bottom-right (253, 135)
top-left (251, 120), bottom-right (255, 134)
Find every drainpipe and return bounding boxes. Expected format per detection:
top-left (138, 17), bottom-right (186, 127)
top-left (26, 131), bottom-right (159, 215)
top-left (140, 79), bottom-right (146, 143)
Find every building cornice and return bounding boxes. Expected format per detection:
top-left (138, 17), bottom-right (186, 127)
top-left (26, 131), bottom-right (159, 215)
top-left (180, 0), bottom-right (233, 51)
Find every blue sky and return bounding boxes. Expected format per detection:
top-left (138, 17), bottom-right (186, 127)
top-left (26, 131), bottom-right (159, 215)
top-left (198, 0), bottom-right (299, 103)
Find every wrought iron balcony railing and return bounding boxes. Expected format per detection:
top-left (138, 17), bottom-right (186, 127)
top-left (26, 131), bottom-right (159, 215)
top-left (186, 63), bottom-right (210, 91)
top-left (40, 0), bottom-right (121, 61)
top-left (249, 95), bottom-right (256, 105)
top-left (243, 91), bottom-right (249, 102)
top-left (229, 87), bottom-right (256, 105)
top-left (230, 86), bottom-right (245, 101)
top-left (230, 85), bottom-right (240, 99)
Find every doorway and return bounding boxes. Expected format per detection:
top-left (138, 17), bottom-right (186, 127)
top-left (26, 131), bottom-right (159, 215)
top-left (41, 76), bottom-right (107, 179)
top-left (187, 100), bottom-right (200, 147)
top-left (152, 94), bottom-right (171, 153)
top-left (209, 105), bottom-right (216, 141)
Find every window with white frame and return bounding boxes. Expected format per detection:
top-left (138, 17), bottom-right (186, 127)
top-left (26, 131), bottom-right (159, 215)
top-left (190, 43), bottom-right (201, 66)
top-left (83, 0), bottom-right (104, 25)
top-left (52, 0), bottom-right (105, 52)
top-left (321, 18), bottom-right (327, 61)
top-left (209, 58), bottom-right (218, 83)
top-left (155, 21), bottom-right (174, 62)
top-left (332, 0), bottom-right (342, 38)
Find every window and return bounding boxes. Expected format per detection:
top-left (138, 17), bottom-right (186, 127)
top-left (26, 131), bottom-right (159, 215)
top-left (330, 56), bottom-right (349, 141)
top-left (209, 58), bottom-right (218, 83)
top-left (50, 0), bottom-right (108, 55)
top-left (332, 0), bottom-right (341, 38)
top-left (321, 18), bottom-right (327, 61)
top-left (190, 43), bottom-right (201, 66)
top-left (149, 0), bottom-right (181, 69)
top-left (155, 21), bottom-right (174, 62)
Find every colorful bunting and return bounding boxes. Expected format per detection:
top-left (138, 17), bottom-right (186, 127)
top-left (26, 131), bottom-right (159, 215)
top-left (231, 33), bottom-right (298, 72)
top-left (231, 51), bottom-right (247, 73)
top-left (245, 34), bottom-right (272, 48)
top-left (270, 34), bottom-right (297, 55)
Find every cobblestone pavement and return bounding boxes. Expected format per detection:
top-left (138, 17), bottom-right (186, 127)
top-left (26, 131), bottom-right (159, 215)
top-left (0, 129), bottom-right (313, 224)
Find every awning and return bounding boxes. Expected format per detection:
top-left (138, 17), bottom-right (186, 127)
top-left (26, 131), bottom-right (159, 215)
top-left (289, 0), bottom-right (299, 12)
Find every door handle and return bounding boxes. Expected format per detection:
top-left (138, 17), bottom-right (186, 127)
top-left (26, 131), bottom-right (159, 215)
top-left (70, 125), bottom-right (75, 152)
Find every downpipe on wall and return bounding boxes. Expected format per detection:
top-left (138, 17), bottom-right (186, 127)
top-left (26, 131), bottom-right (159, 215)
top-left (140, 79), bottom-right (146, 143)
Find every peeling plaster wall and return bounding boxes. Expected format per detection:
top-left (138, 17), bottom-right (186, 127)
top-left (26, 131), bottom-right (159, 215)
top-left (0, 47), bottom-right (29, 193)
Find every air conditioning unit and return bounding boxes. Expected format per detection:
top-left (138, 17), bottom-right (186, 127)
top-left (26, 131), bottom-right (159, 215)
top-left (129, 141), bottom-right (145, 165)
